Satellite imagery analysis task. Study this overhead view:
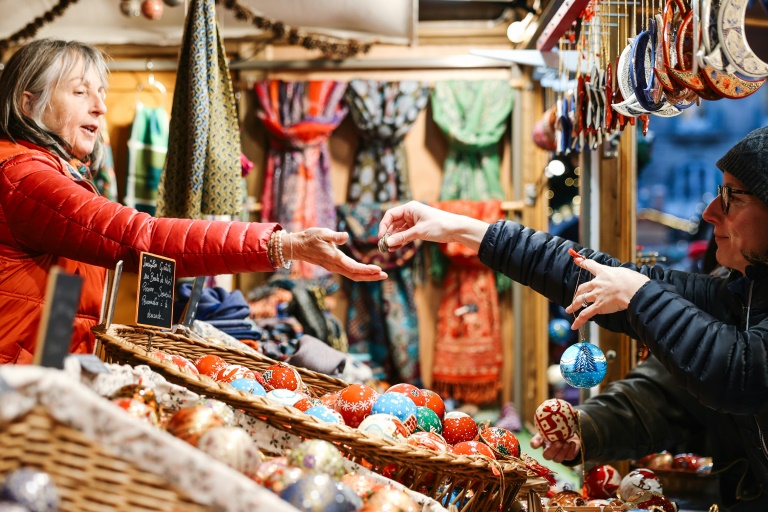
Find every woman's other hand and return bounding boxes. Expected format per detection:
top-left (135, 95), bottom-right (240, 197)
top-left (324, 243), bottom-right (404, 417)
top-left (530, 432), bottom-right (582, 463)
top-left (379, 201), bottom-right (490, 252)
top-left (288, 228), bottom-right (387, 282)
top-left (565, 256), bottom-right (649, 330)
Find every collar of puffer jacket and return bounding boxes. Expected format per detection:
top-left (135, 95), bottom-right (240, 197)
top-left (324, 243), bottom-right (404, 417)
top-left (727, 264), bottom-right (768, 326)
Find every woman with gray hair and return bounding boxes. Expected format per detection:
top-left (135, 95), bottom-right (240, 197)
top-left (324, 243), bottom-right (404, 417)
top-left (0, 39), bottom-right (386, 364)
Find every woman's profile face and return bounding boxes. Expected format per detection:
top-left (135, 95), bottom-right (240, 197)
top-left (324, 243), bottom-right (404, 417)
top-left (37, 59), bottom-right (107, 160)
top-left (702, 172), bottom-right (768, 273)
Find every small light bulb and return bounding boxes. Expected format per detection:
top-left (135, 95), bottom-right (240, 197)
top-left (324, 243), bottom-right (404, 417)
top-left (546, 159), bottom-right (566, 177)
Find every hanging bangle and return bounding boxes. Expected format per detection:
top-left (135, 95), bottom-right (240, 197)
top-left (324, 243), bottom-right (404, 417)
top-left (267, 230), bottom-right (277, 268)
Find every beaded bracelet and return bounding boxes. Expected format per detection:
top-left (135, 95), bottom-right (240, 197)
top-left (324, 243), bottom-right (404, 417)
top-left (277, 230), bottom-right (292, 270)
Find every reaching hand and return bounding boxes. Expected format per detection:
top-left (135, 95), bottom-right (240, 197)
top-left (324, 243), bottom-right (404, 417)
top-left (379, 201), bottom-right (489, 252)
top-left (289, 228), bottom-right (387, 282)
top-left (530, 432), bottom-right (582, 463)
top-left (564, 255), bottom-right (649, 330)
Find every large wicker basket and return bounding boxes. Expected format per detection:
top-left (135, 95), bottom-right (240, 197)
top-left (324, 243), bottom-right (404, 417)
top-left (95, 324), bottom-right (542, 512)
top-left (0, 366), bottom-right (300, 512)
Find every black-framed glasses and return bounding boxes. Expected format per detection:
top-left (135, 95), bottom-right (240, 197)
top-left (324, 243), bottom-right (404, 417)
top-left (718, 185), bottom-right (754, 215)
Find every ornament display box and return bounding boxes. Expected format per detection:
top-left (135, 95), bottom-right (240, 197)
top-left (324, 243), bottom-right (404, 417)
top-left (0, 366), bottom-right (301, 512)
top-left (94, 324), bottom-right (547, 512)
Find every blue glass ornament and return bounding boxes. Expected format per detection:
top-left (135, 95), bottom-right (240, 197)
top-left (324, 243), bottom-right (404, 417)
top-left (548, 318), bottom-right (572, 345)
top-left (560, 342), bottom-right (607, 388)
top-left (229, 378), bottom-right (267, 397)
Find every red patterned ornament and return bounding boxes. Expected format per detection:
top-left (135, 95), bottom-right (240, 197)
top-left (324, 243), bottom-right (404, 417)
top-left (341, 473), bottom-right (379, 501)
top-left (262, 363), bottom-right (303, 392)
top-left (478, 426), bottom-right (520, 459)
top-left (386, 383), bottom-right (426, 406)
top-left (216, 364), bottom-right (256, 383)
top-left (534, 398), bottom-right (578, 442)
top-left (421, 389), bottom-right (446, 419)
top-left (619, 469), bottom-right (663, 502)
top-left (441, 411), bottom-right (478, 445)
top-left (194, 354), bottom-right (228, 377)
top-left (406, 431), bottom-right (450, 453)
top-left (294, 397), bottom-right (323, 412)
top-left (452, 440), bottom-right (497, 459)
top-left (623, 491), bottom-right (677, 512)
top-left (111, 397), bottom-right (159, 426)
top-left (171, 354), bottom-right (199, 374)
top-left (335, 384), bottom-right (378, 428)
top-left (584, 464), bottom-right (621, 499)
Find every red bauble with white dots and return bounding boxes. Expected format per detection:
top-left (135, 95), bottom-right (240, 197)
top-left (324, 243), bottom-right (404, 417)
top-left (262, 363), bottom-right (303, 392)
top-left (386, 383), bottom-right (426, 406)
top-left (335, 384), bottom-right (378, 428)
top-left (170, 354), bottom-right (199, 374)
top-left (452, 440), bottom-right (497, 459)
top-left (441, 411), bottom-right (478, 445)
top-left (421, 389), bottom-right (446, 420)
top-left (584, 464), bottom-right (621, 499)
top-left (534, 398), bottom-right (577, 442)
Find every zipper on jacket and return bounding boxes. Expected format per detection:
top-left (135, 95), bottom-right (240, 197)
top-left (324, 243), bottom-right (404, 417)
top-left (757, 416), bottom-right (768, 459)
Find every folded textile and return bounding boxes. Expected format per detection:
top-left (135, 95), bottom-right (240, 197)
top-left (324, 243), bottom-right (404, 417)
top-left (175, 283), bottom-right (251, 323)
top-left (287, 335), bottom-right (347, 376)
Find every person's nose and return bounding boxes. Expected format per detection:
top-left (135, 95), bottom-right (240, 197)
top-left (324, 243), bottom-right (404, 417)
top-left (92, 93), bottom-right (107, 117)
top-left (702, 197), bottom-right (721, 226)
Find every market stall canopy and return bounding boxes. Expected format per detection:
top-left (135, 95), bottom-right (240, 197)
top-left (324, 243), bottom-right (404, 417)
top-left (0, 0), bottom-right (417, 46)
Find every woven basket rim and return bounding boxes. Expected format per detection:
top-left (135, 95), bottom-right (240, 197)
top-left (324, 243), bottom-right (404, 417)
top-left (94, 323), bottom-right (537, 481)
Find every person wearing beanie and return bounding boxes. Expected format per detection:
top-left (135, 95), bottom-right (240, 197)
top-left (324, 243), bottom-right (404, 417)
top-left (379, 126), bottom-right (768, 511)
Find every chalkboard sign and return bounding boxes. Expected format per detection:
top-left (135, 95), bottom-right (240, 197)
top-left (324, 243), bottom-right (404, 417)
top-left (33, 266), bottom-right (83, 369)
top-left (135, 252), bottom-right (175, 329)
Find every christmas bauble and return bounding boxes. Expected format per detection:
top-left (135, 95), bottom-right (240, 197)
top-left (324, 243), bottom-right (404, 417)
top-left (109, 384), bottom-right (159, 413)
top-left (364, 488), bottom-right (420, 512)
top-left (119, 0), bottom-right (141, 17)
top-left (262, 363), bottom-right (303, 392)
top-left (141, 0), bottom-right (163, 20)
top-left (548, 318), bottom-right (572, 345)
top-left (334, 384), bottom-right (377, 428)
top-left (559, 342), bottom-right (607, 388)
top-left (371, 393), bottom-right (418, 434)
top-left (111, 397), bottom-right (160, 426)
top-left (216, 364), bottom-right (255, 383)
top-left (340, 473), bottom-right (378, 501)
top-left (442, 411), bottom-right (478, 445)
top-left (622, 491), bottom-right (677, 512)
top-left (414, 406), bottom-right (442, 434)
top-left (229, 377), bottom-right (267, 397)
top-left (385, 383), bottom-right (426, 406)
top-left (452, 440), bottom-right (496, 459)
top-left (280, 474), bottom-right (359, 512)
top-left (619, 469), bottom-right (663, 502)
top-left (294, 397), bottom-right (323, 412)
top-left (584, 464), bottom-right (621, 499)
top-left (534, 398), bottom-right (577, 442)
top-left (357, 414), bottom-right (409, 442)
top-left (194, 354), bottom-right (227, 377)
top-left (170, 354), bottom-right (198, 374)
top-left (196, 398), bottom-right (236, 427)
top-left (288, 439), bottom-right (346, 479)
top-left (548, 490), bottom-right (586, 507)
top-left (0, 469), bottom-right (59, 512)
top-left (421, 389), bottom-right (446, 420)
top-left (165, 405), bottom-right (225, 446)
top-left (197, 427), bottom-right (263, 477)
top-left (478, 426), bottom-right (520, 458)
top-left (305, 405), bottom-right (343, 424)
top-left (406, 431), bottom-right (450, 453)
top-left (266, 389), bottom-right (303, 407)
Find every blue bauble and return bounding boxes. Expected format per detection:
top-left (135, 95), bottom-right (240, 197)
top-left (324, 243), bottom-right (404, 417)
top-left (0, 469), bottom-right (59, 512)
top-left (371, 393), bottom-right (418, 426)
top-left (548, 318), bottom-right (572, 345)
top-left (304, 405), bottom-right (342, 424)
top-left (560, 342), bottom-right (607, 388)
top-left (229, 378), bottom-right (267, 397)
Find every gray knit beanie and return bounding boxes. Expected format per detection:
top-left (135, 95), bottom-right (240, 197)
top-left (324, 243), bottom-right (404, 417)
top-left (716, 126), bottom-right (768, 207)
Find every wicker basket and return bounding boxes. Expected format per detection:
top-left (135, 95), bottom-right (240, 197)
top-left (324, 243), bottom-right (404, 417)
top-left (95, 324), bottom-right (540, 512)
top-left (0, 366), bottom-right (300, 512)
top-left (0, 405), bottom-right (209, 512)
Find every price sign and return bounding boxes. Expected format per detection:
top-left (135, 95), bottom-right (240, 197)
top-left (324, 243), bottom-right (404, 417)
top-left (34, 266), bottom-right (83, 369)
top-left (135, 252), bottom-right (175, 329)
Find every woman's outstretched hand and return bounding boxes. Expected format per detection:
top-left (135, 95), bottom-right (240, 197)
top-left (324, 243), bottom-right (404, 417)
top-left (289, 228), bottom-right (387, 282)
top-left (530, 432), bottom-right (582, 463)
top-left (565, 255), bottom-right (649, 330)
top-left (378, 201), bottom-right (490, 252)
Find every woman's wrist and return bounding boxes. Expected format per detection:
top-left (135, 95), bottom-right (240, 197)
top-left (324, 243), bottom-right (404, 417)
top-left (450, 217), bottom-right (490, 252)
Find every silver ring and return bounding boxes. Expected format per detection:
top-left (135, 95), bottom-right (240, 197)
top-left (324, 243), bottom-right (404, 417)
top-left (581, 293), bottom-right (589, 308)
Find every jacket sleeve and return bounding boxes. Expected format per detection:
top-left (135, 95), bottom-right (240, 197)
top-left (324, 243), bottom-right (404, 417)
top-left (0, 153), bottom-right (277, 277)
top-left (479, 220), bottom-right (768, 414)
top-left (576, 356), bottom-right (707, 464)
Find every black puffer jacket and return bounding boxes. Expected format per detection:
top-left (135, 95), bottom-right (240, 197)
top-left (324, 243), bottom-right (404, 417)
top-left (478, 220), bottom-right (768, 510)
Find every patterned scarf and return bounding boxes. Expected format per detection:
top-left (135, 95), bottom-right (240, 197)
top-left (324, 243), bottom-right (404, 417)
top-left (339, 80), bottom-right (429, 385)
top-left (429, 80), bottom-right (514, 403)
top-left (255, 80), bottom-right (348, 279)
top-left (156, 0), bottom-right (242, 219)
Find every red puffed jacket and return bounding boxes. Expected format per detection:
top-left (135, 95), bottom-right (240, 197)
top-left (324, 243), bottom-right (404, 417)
top-left (0, 139), bottom-right (277, 364)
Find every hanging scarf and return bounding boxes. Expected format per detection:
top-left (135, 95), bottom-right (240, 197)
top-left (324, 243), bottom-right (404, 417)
top-left (429, 80), bottom-right (514, 403)
top-left (124, 102), bottom-right (169, 215)
top-left (339, 80), bottom-right (429, 385)
top-left (430, 200), bottom-right (505, 403)
top-left (255, 80), bottom-right (347, 279)
top-left (156, 0), bottom-right (242, 219)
